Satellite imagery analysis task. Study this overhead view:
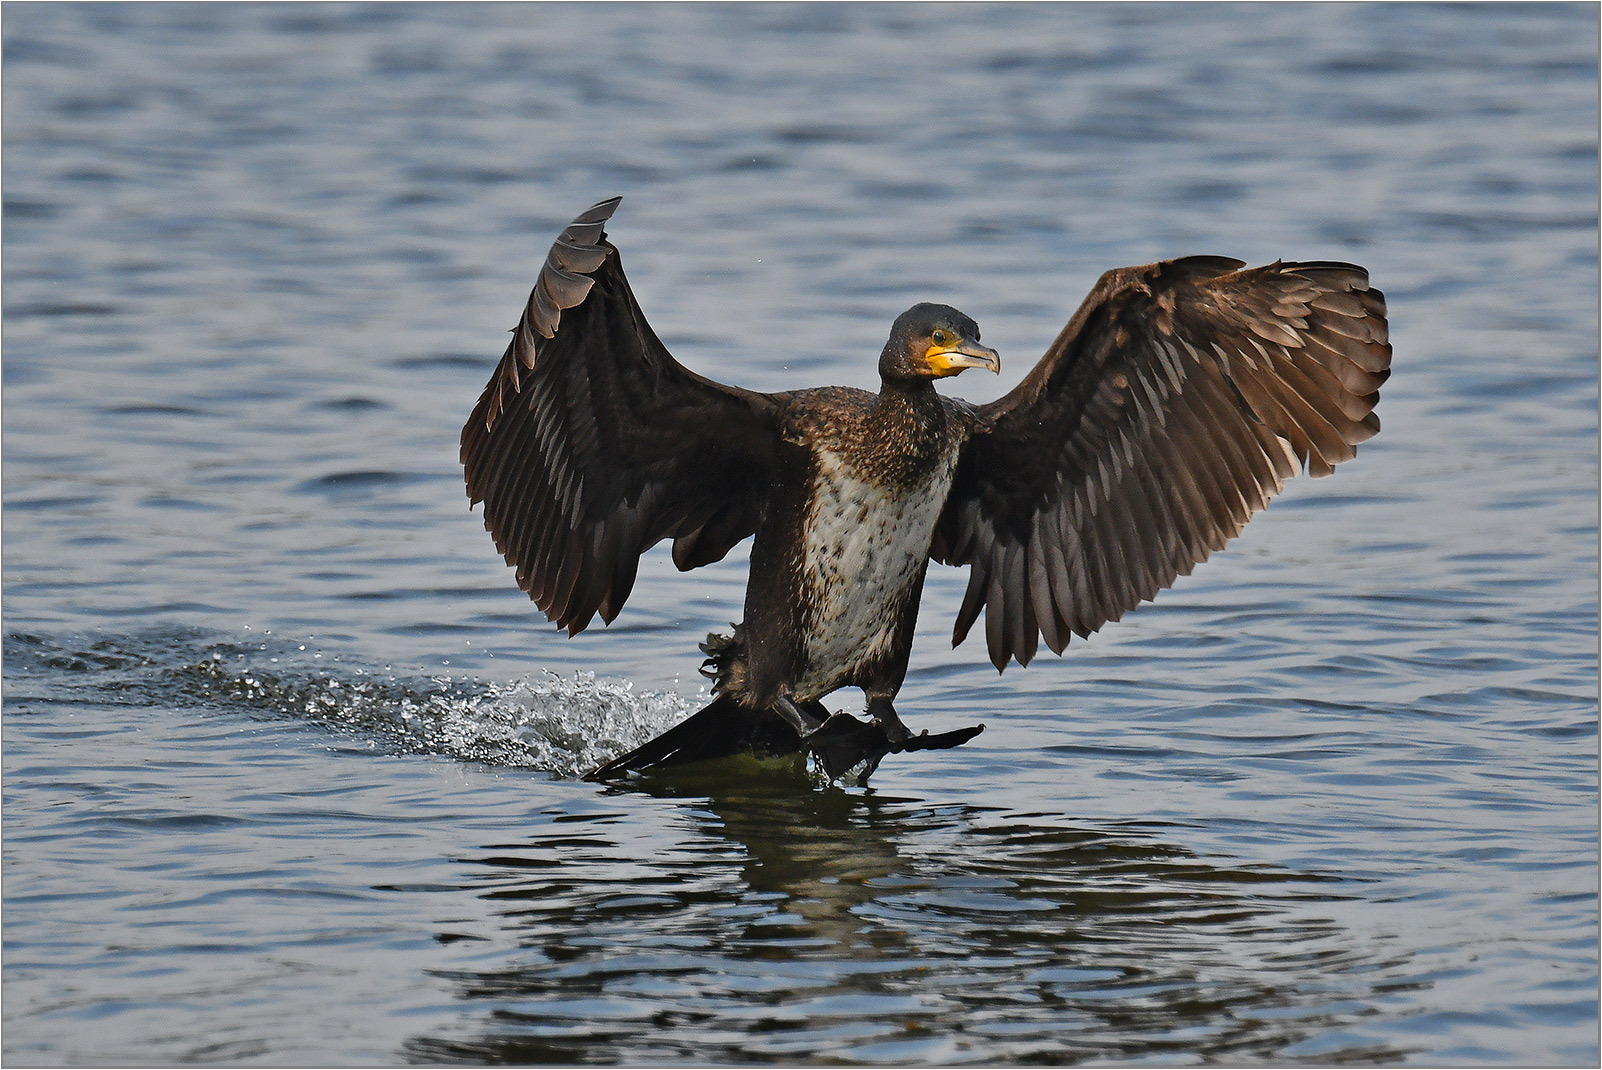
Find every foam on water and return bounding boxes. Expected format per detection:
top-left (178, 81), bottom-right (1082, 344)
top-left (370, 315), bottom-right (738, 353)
top-left (7, 629), bottom-right (691, 779)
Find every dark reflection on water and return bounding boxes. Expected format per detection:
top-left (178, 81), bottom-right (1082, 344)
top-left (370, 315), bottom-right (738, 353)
top-left (407, 769), bottom-right (1409, 1065)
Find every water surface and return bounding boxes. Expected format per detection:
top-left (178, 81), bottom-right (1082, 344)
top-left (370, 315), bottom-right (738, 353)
top-left (4, 3), bottom-right (1597, 1064)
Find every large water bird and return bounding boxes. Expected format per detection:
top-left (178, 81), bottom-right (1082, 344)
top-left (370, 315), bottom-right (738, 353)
top-left (460, 198), bottom-right (1390, 781)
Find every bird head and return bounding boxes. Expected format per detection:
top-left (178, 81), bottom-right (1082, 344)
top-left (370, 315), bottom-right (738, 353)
top-left (879, 303), bottom-right (1000, 382)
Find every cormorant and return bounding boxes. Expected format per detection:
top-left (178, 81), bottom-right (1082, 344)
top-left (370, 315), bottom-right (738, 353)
top-left (460, 197), bottom-right (1391, 781)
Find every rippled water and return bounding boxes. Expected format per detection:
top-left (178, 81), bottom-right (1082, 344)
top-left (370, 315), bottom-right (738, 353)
top-left (4, 3), bottom-right (1597, 1065)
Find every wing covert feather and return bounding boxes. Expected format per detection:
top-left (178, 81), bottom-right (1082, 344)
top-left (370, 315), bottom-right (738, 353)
top-left (938, 257), bottom-right (1391, 670)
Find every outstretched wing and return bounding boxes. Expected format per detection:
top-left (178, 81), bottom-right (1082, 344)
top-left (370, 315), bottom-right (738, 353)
top-left (461, 197), bottom-right (783, 634)
top-left (935, 257), bottom-right (1391, 670)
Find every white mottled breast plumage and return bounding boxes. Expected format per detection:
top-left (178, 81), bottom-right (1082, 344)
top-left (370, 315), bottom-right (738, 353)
top-left (795, 443), bottom-right (961, 697)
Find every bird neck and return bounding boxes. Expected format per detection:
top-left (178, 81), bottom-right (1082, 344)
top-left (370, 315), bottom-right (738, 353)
top-left (871, 377), bottom-right (947, 456)
top-left (876, 375), bottom-right (940, 411)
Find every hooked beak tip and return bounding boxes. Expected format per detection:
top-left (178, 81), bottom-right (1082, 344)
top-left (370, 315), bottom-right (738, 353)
top-left (956, 344), bottom-right (1001, 374)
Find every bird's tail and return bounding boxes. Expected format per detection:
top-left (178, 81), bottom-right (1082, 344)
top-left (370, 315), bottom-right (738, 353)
top-left (582, 691), bottom-right (801, 781)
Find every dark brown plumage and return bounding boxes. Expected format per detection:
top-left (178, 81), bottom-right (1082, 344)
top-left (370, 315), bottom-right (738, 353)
top-left (460, 198), bottom-right (1391, 781)
top-left (936, 256), bottom-right (1390, 669)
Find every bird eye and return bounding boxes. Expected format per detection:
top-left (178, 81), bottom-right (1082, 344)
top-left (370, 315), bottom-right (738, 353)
top-left (932, 329), bottom-right (949, 345)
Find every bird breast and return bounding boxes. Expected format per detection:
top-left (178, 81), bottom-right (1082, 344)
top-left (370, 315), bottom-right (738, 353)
top-left (795, 444), bottom-right (960, 695)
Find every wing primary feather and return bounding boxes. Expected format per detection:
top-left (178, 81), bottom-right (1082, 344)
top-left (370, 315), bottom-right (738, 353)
top-left (557, 220), bottom-right (608, 247)
top-left (985, 558), bottom-right (1009, 669)
top-left (1190, 372), bottom-right (1267, 518)
top-left (1250, 361), bottom-right (1356, 474)
top-left (1167, 396), bottom-right (1238, 553)
top-left (1028, 535), bottom-right (1065, 657)
top-left (1011, 540), bottom-right (1039, 667)
top-left (1036, 506), bottom-right (1075, 653)
top-left (1305, 288), bottom-right (1368, 319)
top-left (530, 278), bottom-right (562, 339)
top-left (539, 266), bottom-right (597, 309)
top-left (548, 527), bottom-right (587, 632)
top-left (476, 385), bottom-right (551, 543)
top-left (1133, 422), bottom-right (1191, 575)
top-left (571, 195), bottom-right (623, 225)
top-left (1304, 334), bottom-right (1389, 397)
top-left (548, 238), bottom-right (611, 274)
top-left (1108, 442), bottom-right (1167, 603)
top-left (953, 555), bottom-right (990, 648)
top-left (1148, 405), bottom-right (1215, 566)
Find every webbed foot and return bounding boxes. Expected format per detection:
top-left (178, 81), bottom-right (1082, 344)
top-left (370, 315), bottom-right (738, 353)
top-left (895, 723), bottom-right (986, 753)
top-left (804, 713), bottom-right (894, 781)
top-left (803, 712), bottom-right (987, 782)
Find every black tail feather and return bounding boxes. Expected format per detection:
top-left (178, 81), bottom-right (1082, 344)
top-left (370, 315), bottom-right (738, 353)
top-left (583, 693), bottom-right (801, 781)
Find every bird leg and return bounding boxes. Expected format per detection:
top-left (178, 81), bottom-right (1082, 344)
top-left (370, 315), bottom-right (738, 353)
top-left (796, 697), bottom-right (833, 727)
top-left (866, 696), bottom-right (913, 743)
top-left (869, 694), bottom-right (986, 761)
top-left (772, 694), bottom-right (826, 735)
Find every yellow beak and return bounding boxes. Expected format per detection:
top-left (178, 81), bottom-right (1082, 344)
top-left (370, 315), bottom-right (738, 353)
top-left (927, 338), bottom-right (1000, 377)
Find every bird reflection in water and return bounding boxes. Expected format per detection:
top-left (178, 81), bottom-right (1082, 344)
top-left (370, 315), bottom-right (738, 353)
top-left (407, 766), bottom-right (1415, 1064)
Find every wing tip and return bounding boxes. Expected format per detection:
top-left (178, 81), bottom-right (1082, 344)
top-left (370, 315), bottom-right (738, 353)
top-left (467, 197), bottom-right (628, 441)
top-left (574, 195), bottom-right (623, 225)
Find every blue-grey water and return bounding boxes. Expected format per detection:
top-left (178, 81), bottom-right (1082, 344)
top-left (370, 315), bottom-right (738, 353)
top-left (4, 3), bottom-right (1597, 1065)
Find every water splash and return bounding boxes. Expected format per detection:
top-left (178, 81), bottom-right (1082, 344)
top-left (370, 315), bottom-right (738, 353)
top-left (6, 630), bottom-right (693, 778)
top-left (400, 672), bottom-right (692, 777)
